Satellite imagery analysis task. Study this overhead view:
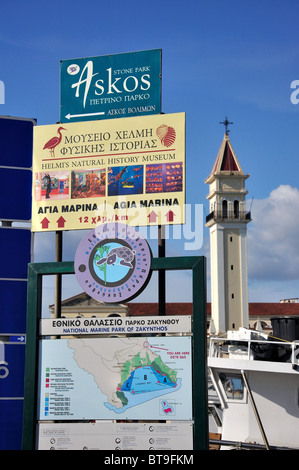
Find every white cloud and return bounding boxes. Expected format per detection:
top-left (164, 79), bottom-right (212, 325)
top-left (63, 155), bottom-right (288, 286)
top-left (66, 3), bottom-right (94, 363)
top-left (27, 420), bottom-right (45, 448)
top-left (248, 185), bottom-right (299, 281)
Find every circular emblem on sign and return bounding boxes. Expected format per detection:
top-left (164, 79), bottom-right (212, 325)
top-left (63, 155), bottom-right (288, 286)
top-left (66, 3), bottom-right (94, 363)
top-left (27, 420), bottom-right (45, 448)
top-left (67, 64), bottom-right (80, 75)
top-left (74, 223), bottom-right (152, 303)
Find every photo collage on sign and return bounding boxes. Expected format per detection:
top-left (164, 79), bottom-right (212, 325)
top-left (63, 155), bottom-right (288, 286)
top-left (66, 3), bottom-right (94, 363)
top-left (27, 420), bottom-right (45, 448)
top-left (145, 162), bottom-right (183, 194)
top-left (34, 163), bottom-right (183, 201)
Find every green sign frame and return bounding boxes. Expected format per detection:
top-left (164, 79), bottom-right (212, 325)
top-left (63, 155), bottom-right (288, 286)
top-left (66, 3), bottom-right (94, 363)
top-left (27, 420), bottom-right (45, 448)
top-left (22, 256), bottom-right (208, 450)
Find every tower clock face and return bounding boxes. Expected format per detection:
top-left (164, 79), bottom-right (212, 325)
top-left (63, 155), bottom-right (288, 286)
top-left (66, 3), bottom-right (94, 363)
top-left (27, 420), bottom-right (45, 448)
top-left (74, 223), bottom-right (152, 303)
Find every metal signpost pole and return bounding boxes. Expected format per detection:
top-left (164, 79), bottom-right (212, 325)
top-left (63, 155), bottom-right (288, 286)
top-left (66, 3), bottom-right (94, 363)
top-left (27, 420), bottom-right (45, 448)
top-left (158, 225), bottom-right (166, 316)
top-left (54, 231), bottom-right (62, 318)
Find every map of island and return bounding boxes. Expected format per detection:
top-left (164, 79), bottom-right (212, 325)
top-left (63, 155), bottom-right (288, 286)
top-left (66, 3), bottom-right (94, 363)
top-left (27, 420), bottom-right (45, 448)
top-left (38, 336), bottom-right (192, 420)
top-left (68, 337), bottom-right (181, 413)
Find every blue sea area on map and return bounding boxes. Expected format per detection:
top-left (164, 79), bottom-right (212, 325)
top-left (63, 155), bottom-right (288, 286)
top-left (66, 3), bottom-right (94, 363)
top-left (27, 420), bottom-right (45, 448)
top-left (121, 366), bottom-right (176, 394)
top-left (104, 366), bottom-right (182, 414)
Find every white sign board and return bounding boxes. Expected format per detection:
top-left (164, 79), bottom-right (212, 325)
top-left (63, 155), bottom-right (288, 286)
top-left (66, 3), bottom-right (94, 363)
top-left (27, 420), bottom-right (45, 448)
top-left (40, 315), bottom-right (192, 336)
top-left (37, 421), bottom-right (193, 450)
top-left (38, 336), bottom-right (192, 421)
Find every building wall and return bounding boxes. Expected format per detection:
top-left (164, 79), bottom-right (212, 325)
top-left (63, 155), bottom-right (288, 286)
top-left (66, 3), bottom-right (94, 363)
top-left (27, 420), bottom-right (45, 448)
top-left (224, 228), bottom-right (242, 330)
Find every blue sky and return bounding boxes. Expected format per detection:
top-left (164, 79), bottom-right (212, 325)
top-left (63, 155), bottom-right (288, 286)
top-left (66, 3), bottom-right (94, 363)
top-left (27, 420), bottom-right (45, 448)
top-left (1, 0), bottom-right (299, 308)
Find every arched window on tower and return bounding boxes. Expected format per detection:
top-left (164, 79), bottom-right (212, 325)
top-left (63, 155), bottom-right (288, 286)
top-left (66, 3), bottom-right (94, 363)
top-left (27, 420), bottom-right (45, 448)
top-left (222, 200), bottom-right (228, 218)
top-left (234, 200), bottom-right (239, 219)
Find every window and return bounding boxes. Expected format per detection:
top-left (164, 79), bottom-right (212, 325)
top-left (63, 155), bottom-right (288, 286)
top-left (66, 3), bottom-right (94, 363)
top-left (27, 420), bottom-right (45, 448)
top-left (234, 200), bottom-right (239, 218)
top-left (219, 372), bottom-right (244, 400)
top-left (222, 200), bottom-right (228, 218)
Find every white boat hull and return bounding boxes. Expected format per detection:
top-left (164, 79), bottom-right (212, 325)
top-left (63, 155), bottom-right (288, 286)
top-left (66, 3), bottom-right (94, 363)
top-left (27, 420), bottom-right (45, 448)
top-left (208, 329), bottom-right (299, 450)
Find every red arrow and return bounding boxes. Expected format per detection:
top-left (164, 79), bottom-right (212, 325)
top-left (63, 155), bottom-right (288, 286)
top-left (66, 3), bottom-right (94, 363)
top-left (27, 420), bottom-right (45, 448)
top-left (148, 211), bottom-right (158, 223)
top-left (57, 216), bottom-right (66, 228)
top-left (165, 210), bottom-right (175, 222)
top-left (41, 217), bottom-right (50, 229)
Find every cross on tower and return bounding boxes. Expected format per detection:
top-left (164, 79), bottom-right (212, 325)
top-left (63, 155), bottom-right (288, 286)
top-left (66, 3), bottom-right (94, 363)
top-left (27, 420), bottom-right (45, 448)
top-left (220, 117), bottom-right (233, 135)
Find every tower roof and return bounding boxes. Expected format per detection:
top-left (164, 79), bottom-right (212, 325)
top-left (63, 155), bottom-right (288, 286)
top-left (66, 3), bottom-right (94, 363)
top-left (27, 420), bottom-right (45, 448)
top-left (210, 133), bottom-right (244, 176)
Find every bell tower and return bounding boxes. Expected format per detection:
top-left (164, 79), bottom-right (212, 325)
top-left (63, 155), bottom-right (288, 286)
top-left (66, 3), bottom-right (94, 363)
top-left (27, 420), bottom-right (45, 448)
top-left (205, 122), bottom-right (251, 334)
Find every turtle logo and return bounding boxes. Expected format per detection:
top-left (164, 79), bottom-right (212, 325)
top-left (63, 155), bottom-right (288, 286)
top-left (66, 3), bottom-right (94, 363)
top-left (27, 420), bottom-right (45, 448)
top-left (96, 245), bottom-right (135, 269)
top-left (74, 224), bottom-right (152, 303)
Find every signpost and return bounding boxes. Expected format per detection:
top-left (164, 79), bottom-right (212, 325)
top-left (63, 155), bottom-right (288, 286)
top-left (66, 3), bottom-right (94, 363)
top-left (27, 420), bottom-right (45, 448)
top-left (74, 223), bottom-right (152, 303)
top-left (37, 421), bottom-right (193, 451)
top-left (20, 49), bottom-right (209, 453)
top-left (60, 50), bottom-right (161, 123)
top-left (37, 336), bottom-right (193, 421)
top-left (40, 315), bottom-right (192, 336)
top-left (31, 112), bottom-right (185, 232)
top-left (0, 116), bottom-right (35, 450)
top-left (0, 338), bottom-right (26, 449)
top-left (22, 257), bottom-right (208, 451)
top-left (0, 116), bottom-right (35, 222)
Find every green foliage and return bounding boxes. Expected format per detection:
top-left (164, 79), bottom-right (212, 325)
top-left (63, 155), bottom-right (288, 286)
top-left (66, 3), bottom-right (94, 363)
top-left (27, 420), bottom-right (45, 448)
top-left (94, 244), bottom-right (110, 285)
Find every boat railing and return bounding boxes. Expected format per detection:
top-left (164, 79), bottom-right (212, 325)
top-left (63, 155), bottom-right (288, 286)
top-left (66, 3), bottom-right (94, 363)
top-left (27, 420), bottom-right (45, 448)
top-left (209, 335), bottom-right (299, 366)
